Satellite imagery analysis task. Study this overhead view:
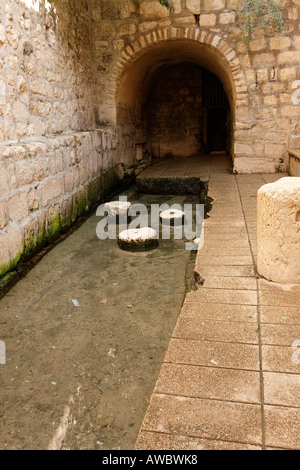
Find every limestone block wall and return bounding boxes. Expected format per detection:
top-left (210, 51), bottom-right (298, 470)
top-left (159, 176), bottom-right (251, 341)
top-left (0, 0), bottom-right (124, 279)
top-left (0, 128), bottom-right (123, 278)
top-left (147, 62), bottom-right (230, 157)
top-left (0, 0), bottom-right (95, 140)
top-left (148, 62), bottom-right (205, 157)
top-left (91, 0), bottom-right (300, 173)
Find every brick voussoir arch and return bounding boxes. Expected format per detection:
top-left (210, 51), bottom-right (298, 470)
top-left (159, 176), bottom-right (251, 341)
top-left (106, 26), bottom-right (246, 105)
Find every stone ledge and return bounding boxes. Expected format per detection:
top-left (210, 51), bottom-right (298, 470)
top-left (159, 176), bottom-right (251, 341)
top-left (288, 149), bottom-right (300, 176)
top-left (136, 175), bottom-right (204, 195)
top-left (0, 128), bottom-right (124, 281)
top-left (288, 149), bottom-right (300, 160)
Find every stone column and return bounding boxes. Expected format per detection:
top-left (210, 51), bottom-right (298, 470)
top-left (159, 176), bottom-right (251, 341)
top-left (257, 177), bottom-right (300, 284)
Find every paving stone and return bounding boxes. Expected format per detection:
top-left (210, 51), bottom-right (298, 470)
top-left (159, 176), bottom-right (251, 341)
top-left (201, 234), bottom-right (250, 243)
top-left (265, 405), bottom-right (300, 449)
top-left (196, 265), bottom-right (256, 277)
top-left (203, 227), bottom-right (248, 234)
top-left (136, 431), bottom-right (262, 450)
top-left (180, 302), bottom-right (258, 323)
top-left (258, 279), bottom-right (300, 292)
top-left (206, 211), bottom-right (244, 218)
top-left (259, 290), bottom-right (300, 307)
top-left (261, 324), bottom-right (300, 347)
top-left (165, 338), bottom-right (260, 370)
top-left (196, 256), bottom-right (254, 266)
top-left (200, 240), bottom-right (251, 248)
top-left (203, 277), bottom-right (256, 290)
top-left (173, 317), bottom-right (259, 344)
top-left (204, 221), bottom-right (246, 227)
top-left (260, 306), bottom-right (300, 325)
top-left (198, 248), bottom-right (252, 257)
top-left (186, 288), bottom-right (258, 305)
top-left (264, 372), bottom-right (300, 408)
top-left (155, 363), bottom-right (261, 404)
top-left (140, 394), bottom-right (262, 446)
top-left (262, 345), bottom-right (300, 374)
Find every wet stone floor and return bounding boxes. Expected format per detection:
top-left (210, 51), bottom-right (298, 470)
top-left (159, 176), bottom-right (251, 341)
top-left (0, 189), bottom-right (199, 450)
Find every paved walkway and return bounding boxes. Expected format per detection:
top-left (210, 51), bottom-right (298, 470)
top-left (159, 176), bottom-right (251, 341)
top-left (135, 153), bottom-right (300, 450)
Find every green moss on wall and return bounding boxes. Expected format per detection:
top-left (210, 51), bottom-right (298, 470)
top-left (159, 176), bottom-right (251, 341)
top-left (46, 212), bottom-right (62, 243)
top-left (0, 166), bottom-right (125, 284)
top-left (0, 250), bottom-right (22, 278)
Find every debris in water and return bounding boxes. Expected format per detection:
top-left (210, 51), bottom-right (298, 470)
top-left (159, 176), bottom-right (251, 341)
top-left (97, 382), bottom-right (107, 393)
top-left (108, 348), bottom-right (116, 358)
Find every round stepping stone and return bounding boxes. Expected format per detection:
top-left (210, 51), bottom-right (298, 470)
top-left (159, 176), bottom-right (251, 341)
top-left (118, 227), bottom-right (158, 252)
top-left (105, 201), bottom-right (132, 224)
top-left (160, 209), bottom-right (185, 226)
top-left (105, 201), bottom-right (131, 217)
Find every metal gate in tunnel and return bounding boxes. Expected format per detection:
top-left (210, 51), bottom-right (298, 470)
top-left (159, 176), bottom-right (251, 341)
top-left (202, 69), bottom-right (230, 153)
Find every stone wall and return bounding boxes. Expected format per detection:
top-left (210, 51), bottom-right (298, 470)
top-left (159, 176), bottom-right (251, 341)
top-left (147, 62), bottom-right (205, 157)
top-left (0, 0), bottom-right (124, 279)
top-left (147, 62), bottom-right (230, 157)
top-left (0, 128), bottom-right (123, 278)
top-left (0, 0), bottom-right (95, 140)
top-left (91, 0), bottom-right (300, 173)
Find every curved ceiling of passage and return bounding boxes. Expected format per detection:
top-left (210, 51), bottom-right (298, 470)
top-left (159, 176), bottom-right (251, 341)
top-left (116, 40), bottom-right (236, 110)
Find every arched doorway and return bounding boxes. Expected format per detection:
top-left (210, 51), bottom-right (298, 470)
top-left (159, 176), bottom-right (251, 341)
top-left (110, 35), bottom-right (240, 169)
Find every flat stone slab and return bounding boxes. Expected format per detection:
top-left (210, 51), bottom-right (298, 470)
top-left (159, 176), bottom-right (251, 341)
top-left (185, 287), bottom-right (258, 305)
top-left (139, 394), bottom-right (262, 446)
top-left (154, 363), bottom-right (261, 404)
top-left (173, 317), bottom-right (259, 344)
top-left (136, 432), bottom-right (261, 450)
top-left (136, 176), bottom-right (204, 195)
top-left (265, 406), bottom-right (300, 449)
top-left (263, 372), bottom-right (300, 408)
top-left (165, 338), bottom-right (260, 371)
top-left (262, 345), bottom-right (300, 374)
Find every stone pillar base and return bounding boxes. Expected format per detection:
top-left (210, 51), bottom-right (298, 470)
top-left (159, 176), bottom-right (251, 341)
top-left (257, 177), bottom-right (300, 284)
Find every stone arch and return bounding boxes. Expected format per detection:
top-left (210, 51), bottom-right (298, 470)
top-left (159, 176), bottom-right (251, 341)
top-left (103, 26), bottom-right (247, 166)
